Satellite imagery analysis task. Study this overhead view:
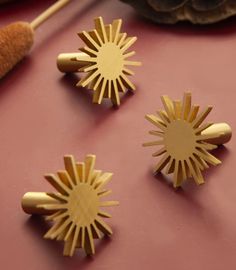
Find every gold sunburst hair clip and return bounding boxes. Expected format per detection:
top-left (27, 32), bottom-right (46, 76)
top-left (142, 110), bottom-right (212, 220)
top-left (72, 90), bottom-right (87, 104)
top-left (57, 16), bottom-right (141, 106)
top-left (21, 154), bottom-right (119, 257)
top-left (143, 92), bottom-right (232, 188)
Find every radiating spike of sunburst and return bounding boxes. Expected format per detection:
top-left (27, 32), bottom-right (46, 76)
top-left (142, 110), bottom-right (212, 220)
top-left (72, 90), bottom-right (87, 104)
top-left (38, 154), bottom-right (119, 256)
top-left (75, 16), bottom-right (141, 105)
top-left (143, 93), bottom-right (222, 188)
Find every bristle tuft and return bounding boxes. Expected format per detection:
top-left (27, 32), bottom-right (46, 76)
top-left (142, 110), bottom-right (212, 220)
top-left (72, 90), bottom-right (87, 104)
top-left (0, 21), bottom-right (34, 78)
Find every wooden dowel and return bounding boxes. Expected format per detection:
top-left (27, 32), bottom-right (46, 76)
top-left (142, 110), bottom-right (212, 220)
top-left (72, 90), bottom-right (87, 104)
top-left (30, 0), bottom-right (71, 30)
top-left (21, 192), bottom-right (57, 215)
top-left (57, 52), bottom-right (91, 72)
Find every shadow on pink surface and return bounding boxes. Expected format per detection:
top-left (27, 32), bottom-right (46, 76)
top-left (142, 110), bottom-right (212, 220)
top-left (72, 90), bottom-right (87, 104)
top-left (24, 215), bottom-right (113, 268)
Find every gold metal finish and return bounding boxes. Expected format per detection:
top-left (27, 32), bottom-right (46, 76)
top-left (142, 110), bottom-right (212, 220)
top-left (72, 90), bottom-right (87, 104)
top-left (22, 154), bottom-right (119, 257)
top-left (57, 16), bottom-right (141, 106)
top-left (143, 92), bottom-right (232, 188)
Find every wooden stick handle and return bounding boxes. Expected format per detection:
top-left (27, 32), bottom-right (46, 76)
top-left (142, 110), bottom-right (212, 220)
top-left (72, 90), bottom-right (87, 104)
top-left (57, 52), bottom-right (91, 73)
top-left (21, 192), bottom-right (57, 215)
top-left (202, 123), bottom-right (232, 145)
top-left (31, 0), bottom-right (71, 30)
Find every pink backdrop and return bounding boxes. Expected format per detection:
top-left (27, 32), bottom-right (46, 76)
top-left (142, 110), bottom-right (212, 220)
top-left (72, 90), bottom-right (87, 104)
top-left (0, 0), bottom-right (236, 269)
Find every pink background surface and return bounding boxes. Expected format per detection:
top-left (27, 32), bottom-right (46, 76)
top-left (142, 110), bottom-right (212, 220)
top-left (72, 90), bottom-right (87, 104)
top-left (0, 0), bottom-right (236, 269)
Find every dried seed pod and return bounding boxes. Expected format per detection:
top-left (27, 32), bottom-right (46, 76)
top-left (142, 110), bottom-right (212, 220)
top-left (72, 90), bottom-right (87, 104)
top-left (121, 0), bottom-right (236, 24)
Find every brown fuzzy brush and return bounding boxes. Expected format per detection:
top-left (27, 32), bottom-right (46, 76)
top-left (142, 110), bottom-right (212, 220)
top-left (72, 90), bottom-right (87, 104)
top-left (0, 22), bottom-right (34, 78)
top-left (0, 0), bottom-right (71, 79)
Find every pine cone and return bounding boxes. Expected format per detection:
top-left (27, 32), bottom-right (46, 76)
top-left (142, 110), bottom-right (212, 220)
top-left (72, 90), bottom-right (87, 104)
top-left (121, 0), bottom-right (236, 24)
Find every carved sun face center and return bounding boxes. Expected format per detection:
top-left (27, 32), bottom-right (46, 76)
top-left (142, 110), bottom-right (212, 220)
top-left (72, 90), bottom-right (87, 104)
top-left (67, 184), bottom-right (99, 226)
top-left (164, 120), bottom-right (196, 160)
top-left (96, 42), bottom-right (124, 80)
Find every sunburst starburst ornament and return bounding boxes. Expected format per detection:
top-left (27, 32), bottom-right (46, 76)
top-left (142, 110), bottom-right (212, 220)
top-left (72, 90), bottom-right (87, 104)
top-left (143, 93), bottom-right (232, 188)
top-left (21, 154), bottom-right (119, 257)
top-left (57, 16), bottom-right (141, 105)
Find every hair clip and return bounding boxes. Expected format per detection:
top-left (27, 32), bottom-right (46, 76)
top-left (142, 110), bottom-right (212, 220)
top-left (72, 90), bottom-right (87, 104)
top-left (21, 154), bottom-right (119, 256)
top-left (57, 16), bottom-right (141, 106)
top-left (143, 92), bottom-right (232, 188)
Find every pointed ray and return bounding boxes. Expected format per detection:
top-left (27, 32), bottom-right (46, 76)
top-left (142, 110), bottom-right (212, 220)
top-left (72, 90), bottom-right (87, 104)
top-left (57, 170), bottom-right (74, 189)
top-left (44, 174), bottom-right (70, 195)
top-left (120, 73), bottom-right (135, 91)
top-left (95, 172), bottom-right (113, 190)
top-left (45, 210), bottom-right (65, 221)
top-left (50, 211), bottom-right (68, 222)
top-left (111, 79), bottom-right (120, 106)
top-left (181, 160), bottom-right (187, 180)
top-left (192, 106), bottom-right (212, 128)
top-left (106, 24), bottom-right (112, 42)
top-left (46, 192), bottom-right (67, 202)
top-left (76, 162), bottom-right (85, 183)
top-left (149, 130), bottom-right (164, 137)
top-left (98, 189), bottom-right (112, 197)
top-left (107, 79), bottom-right (112, 99)
top-left (50, 218), bottom-right (71, 239)
top-left (117, 33), bottom-right (127, 47)
top-left (84, 154), bottom-right (96, 183)
top-left (64, 223), bottom-right (75, 241)
top-left (145, 114), bottom-right (166, 131)
top-left (89, 29), bottom-right (103, 46)
top-left (79, 226), bottom-right (85, 248)
top-left (143, 140), bottom-right (164, 147)
top-left (56, 227), bottom-right (68, 241)
top-left (124, 60), bottom-right (141, 66)
top-left (94, 17), bottom-right (107, 43)
top-left (157, 110), bottom-right (170, 125)
top-left (93, 74), bottom-right (103, 90)
top-left (78, 31), bottom-right (99, 51)
top-left (91, 170), bottom-right (102, 185)
top-left (195, 148), bottom-right (221, 166)
top-left (112, 19), bottom-right (122, 43)
top-left (193, 153), bottom-right (209, 169)
top-left (173, 160), bottom-right (183, 188)
top-left (79, 46), bottom-right (98, 57)
top-left (117, 77), bottom-right (126, 93)
top-left (95, 217), bottom-right (113, 235)
top-left (174, 100), bottom-right (182, 119)
top-left (165, 157), bottom-right (175, 174)
top-left (64, 155), bottom-right (79, 184)
top-left (98, 78), bottom-right (107, 104)
top-left (186, 158), bottom-right (204, 185)
top-left (69, 226), bottom-right (80, 257)
top-left (81, 63), bottom-right (98, 73)
top-left (98, 210), bottom-right (112, 218)
top-left (153, 153), bottom-right (170, 173)
top-left (188, 105), bottom-right (199, 122)
top-left (121, 37), bottom-right (137, 52)
top-left (196, 142), bottom-right (217, 151)
top-left (190, 158), bottom-right (204, 185)
top-left (76, 56), bottom-right (96, 64)
top-left (123, 67), bottom-right (134, 76)
top-left (161, 95), bottom-right (175, 120)
top-left (152, 147), bottom-right (166, 157)
top-left (100, 201), bottom-right (119, 207)
top-left (63, 237), bottom-right (73, 256)
top-left (78, 70), bottom-right (100, 88)
top-left (93, 86), bottom-right (101, 103)
top-left (123, 51), bottom-right (136, 59)
top-left (181, 92), bottom-right (191, 120)
top-left (84, 226), bottom-right (95, 255)
top-left (44, 220), bottom-right (64, 239)
top-left (91, 222), bottom-right (102, 239)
